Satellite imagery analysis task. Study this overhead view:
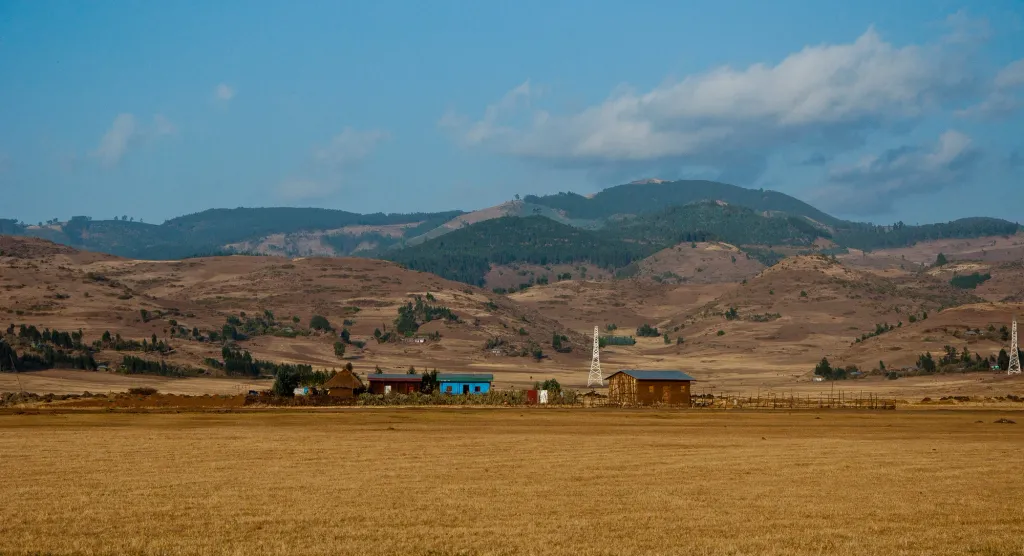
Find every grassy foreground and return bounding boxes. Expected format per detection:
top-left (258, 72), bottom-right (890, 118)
top-left (1, 409), bottom-right (1022, 555)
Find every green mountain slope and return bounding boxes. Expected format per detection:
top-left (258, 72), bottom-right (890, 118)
top-left (525, 180), bottom-right (842, 225)
top-left (607, 201), bottom-right (829, 247)
top-left (386, 216), bottom-right (651, 286)
top-left (4, 208), bottom-right (465, 259)
top-left (832, 218), bottom-right (1021, 251)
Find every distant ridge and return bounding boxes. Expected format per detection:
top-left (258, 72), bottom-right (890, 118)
top-left (524, 179), bottom-right (842, 225)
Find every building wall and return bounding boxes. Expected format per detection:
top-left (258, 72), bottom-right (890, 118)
top-left (368, 381), bottom-right (419, 394)
top-left (608, 374), bottom-right (691, 406)
top-left (327, 387), bottom-right (354, 399)
top-left (438, 381), bottom-right (491, 394)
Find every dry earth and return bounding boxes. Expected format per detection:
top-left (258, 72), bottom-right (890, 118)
top-left (0, 410), bottom-right (1022, 555)
top-left (2, 236), bottom-right (1023, 398)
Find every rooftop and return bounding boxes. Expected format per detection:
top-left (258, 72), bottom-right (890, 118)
top-left (367, 373), bottom-right (423, 382)
top-left (437, 373), bottom-right (494, 383)
top-left (606, 370), bottom-right (696, 382)
top-left (323, 370), bottom-right (362, 389)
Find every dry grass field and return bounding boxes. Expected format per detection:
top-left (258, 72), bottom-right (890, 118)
top-left (1, 409), bottom-right (1022, 555)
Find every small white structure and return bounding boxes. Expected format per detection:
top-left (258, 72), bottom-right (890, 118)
top-left (539, 390), bottom-right (549, 404)
top-left (293, 387), bottom-right (311, 396)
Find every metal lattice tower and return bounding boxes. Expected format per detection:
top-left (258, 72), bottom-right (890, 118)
top-left (587, 326), bottom-right (604, 387)
top-left (1009, 318), bottom-right (1021, 375)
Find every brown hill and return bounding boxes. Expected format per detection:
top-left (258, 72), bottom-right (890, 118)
top-left (834, 302), bottom-right (1024, 372)
top-left (840, 233), bottom-right (1024, 272)
top-left (0, 236), bottom-right (587, 389)
top-left (634, 241), bottom-right (765, 284)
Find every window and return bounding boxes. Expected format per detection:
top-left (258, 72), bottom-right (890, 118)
top-left (648, 385), bottom-right (655, 393)
top-left (474, 386), bottom-right (481, 392)
top-left (445, 385), bottom-right (452, 393)
top-left (680, 385), bottom-right (686, 392)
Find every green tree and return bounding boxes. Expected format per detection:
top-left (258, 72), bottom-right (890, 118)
top-left (333, 341), bottom-right (346, 358)
top-left (310, 315), bottom-right (332, 331)
top-left (272, 368), bottom-right (301, 396)
top-left (814, 357), bottom-right (832, 379)
top-left (998, 349), bottom-right (1010, 371)
top-left (934, 253), bottom-right (948, 266)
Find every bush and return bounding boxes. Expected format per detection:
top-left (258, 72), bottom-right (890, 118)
top-left (636, 324), bottom-right (659, 337)
top-left (310, 315), bottom-right (332, 331)
top-left (127, 387), bottom-right (158, 396)
top-left (950, 272), bottom-right (991, 289)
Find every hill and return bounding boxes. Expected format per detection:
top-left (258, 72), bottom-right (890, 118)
top-left (0, 235), bottom-right (587, 390)
top-left (524, 179), bottom-right (842, 225)
top-left (386, 216), bottom-right (650, 286)
top-left (3, 208), bottom-right (465, 259)
top-left (608, 200), bottom-right (829, 248)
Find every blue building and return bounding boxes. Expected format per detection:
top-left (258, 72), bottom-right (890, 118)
top-left (437, 373), bottom-right (493, 394)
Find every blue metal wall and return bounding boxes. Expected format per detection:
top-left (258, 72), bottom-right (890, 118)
top-left (438, 381), bottom-right (491, 394)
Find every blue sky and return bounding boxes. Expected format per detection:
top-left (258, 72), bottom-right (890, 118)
top-left (1, 0), bottom-right (1022, 225)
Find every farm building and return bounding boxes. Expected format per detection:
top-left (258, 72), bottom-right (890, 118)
top-left (322, 369), bottom-right (362, 399)
top-left (606, 370), bottom-right (696, 406)
top-left (368, 373), bottom-right (421, 394)
top-left (437, 373), bottom-right (493, 394)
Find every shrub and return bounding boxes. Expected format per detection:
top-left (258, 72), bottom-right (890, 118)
top-left (310, 315), bottom-right (332, 331)
top-left (716, 330), bottom-right (725, 336)
top-left (636, 324), bottom-right (660, 337)
top-left (127, 387), bottom-right (158, 396)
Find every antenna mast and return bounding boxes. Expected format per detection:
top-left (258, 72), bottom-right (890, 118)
top-left (588, 326), bottom-right (603, 387)
top-left (1009, 317), bottom-right (1021, 375)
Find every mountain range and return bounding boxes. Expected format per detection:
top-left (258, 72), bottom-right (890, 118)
top-left (2, 179), bottom-right (1019, 287)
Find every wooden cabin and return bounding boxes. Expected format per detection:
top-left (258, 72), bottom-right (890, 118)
top-left (606, 370), bottom-right (695, 406)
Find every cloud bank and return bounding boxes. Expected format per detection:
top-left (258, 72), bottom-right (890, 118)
top-left (442, 18), bottom-right (1018, 216)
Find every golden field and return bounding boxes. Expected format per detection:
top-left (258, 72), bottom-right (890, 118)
top-left (1, 409), bottom-right (1022, 555)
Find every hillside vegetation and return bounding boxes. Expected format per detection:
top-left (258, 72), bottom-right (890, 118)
top-left (3, 209), bottom-right (464, 259)
top-left (387, 216), bottom-right (647, 285)
top-left (525, 180), bottom-right (841, 225)
top-left (4, 180), bottom-right (1018, 266)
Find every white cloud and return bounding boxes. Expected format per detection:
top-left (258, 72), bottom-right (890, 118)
top-left (440, 80), bottom-right (536, 146)
top-left (442, 25), bottom-right (976, 183)
top-left (214, 83), bottom-right (236, 101)
top-left (941, 10), bottom-right (991, 44)
top-left (811, 130), bottom-right (980, 215)
top-left (312, 128), bottom-right (390, 168)
top-left (91, 113), bottom-right (177, 167)
top-left (92, 113), bottom-right (138, 167)
top-left (993, 59), bottom-right (1024, 89)
top-left (277, 127), bottom-right (389, 200)
top-left (153, 113), bottom-right (177, 136)
top-left (956, 58), bottom-right (1024, 118)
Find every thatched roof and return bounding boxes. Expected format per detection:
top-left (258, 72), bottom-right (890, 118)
top-left (323, 369), bottom-right (362, 389)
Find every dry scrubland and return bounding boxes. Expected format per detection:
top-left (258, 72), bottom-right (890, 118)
top-left (1, 410), bottom-right (1022, 556)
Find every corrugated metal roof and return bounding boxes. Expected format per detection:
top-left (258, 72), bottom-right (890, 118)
top-left (437, 373), bottom-right (494, 383)
top-left (606, 370), bottom-right (696, 381)
top-left (367, 373), bottom-right (423, 381)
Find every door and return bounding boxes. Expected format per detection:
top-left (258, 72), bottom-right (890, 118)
top-left (462, 384), bottom-right (470, 394)
top-left (385, 385), bottom-right (392, 394)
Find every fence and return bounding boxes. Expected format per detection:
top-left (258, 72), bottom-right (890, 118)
top-left (689, 390), bottom-right (896, 410)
